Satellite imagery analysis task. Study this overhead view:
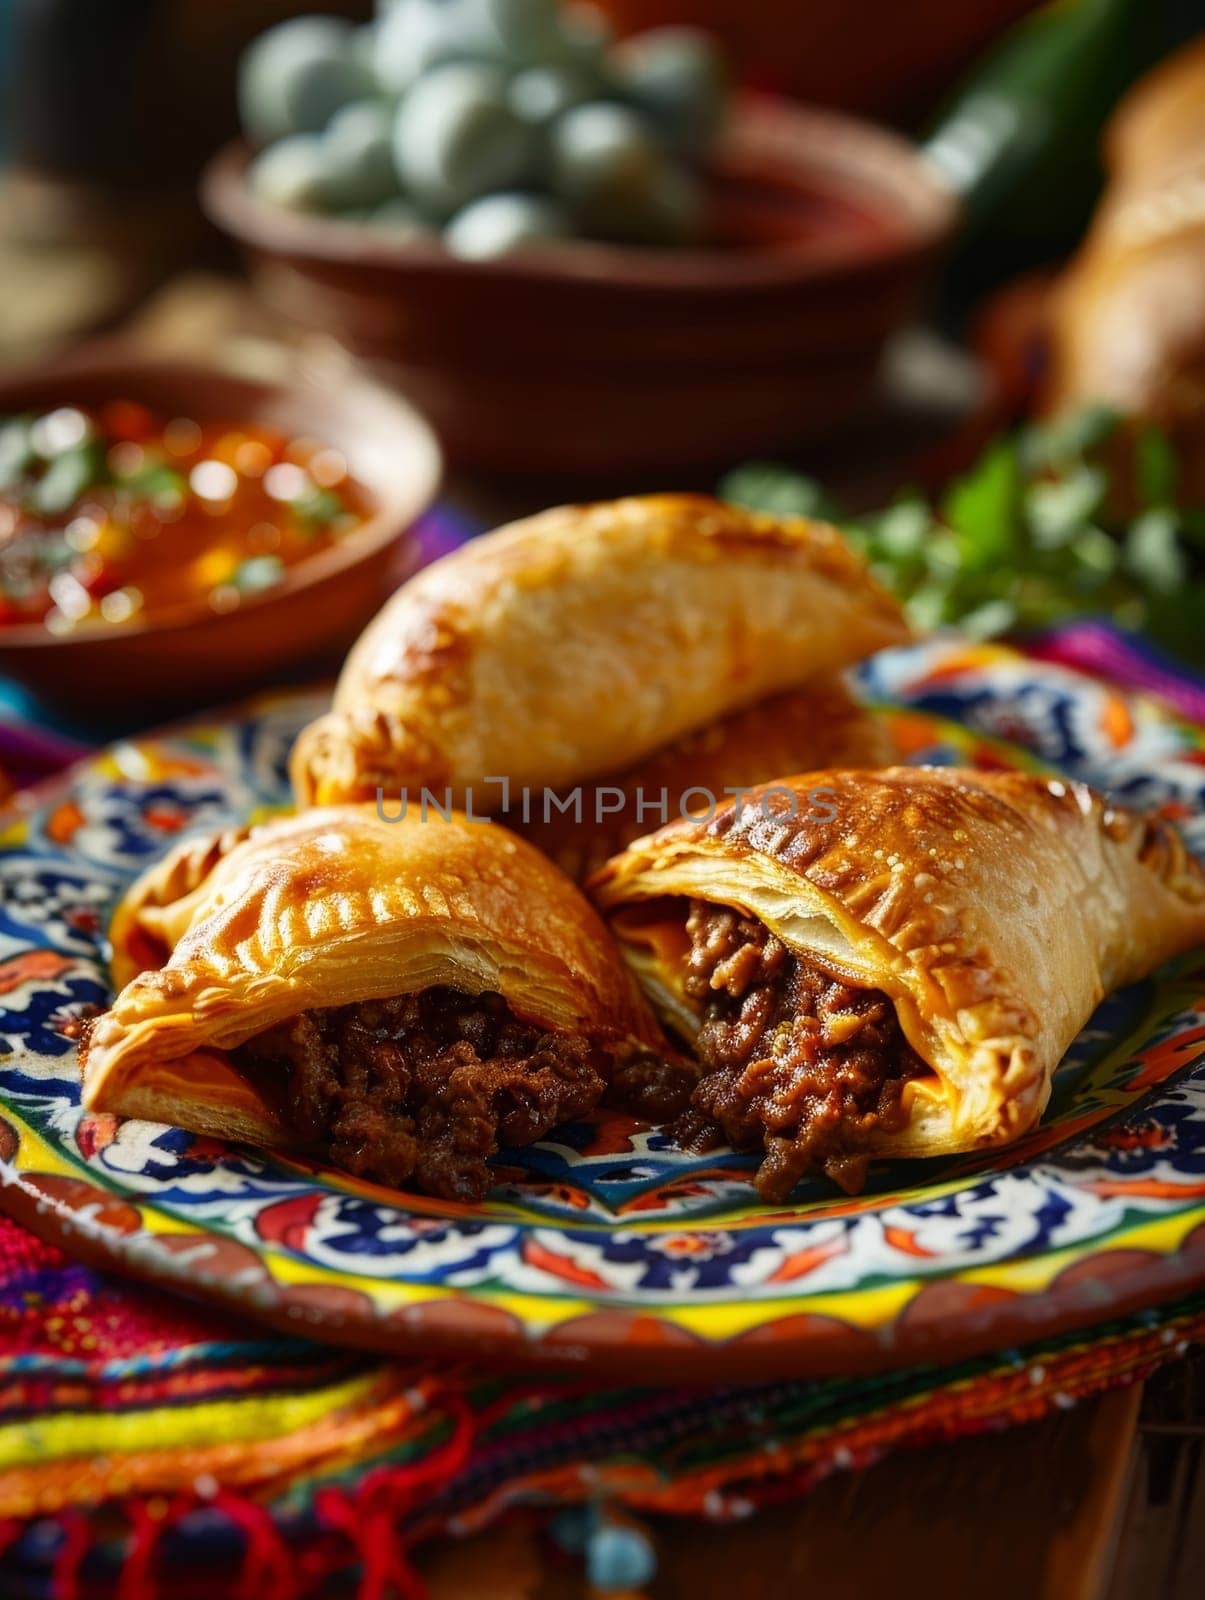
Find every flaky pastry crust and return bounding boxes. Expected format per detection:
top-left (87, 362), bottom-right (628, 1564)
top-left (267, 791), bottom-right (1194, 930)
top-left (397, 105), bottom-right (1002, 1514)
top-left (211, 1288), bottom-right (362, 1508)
top-left (515, 675), bottom-right (897, 883)
top-left (590, 768), bottom-right (1205, 1158)
top-left (84, 806), bottom-right (661, 1146)
top-left (290, 495), bottom-right (909, 807)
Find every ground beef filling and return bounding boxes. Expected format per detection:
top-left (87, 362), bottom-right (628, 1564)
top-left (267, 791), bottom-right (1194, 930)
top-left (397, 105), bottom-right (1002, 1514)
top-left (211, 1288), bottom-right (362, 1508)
top-left (678, 901), bottom-right (925, 1201)
top-left (235, 987), bottom-right (604, 1203)
top-left (603, 1046), bottom-right (698, 1125)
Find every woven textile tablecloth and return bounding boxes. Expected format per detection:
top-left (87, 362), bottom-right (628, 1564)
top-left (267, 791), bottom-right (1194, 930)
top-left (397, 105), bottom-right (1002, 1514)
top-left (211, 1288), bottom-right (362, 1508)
top-left (2, 508), bottom-right (1204, 1598)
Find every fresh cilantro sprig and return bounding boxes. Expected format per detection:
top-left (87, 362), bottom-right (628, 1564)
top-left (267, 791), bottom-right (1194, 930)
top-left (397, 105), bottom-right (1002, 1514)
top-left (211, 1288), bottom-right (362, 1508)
top-left (721, 410), bottom-right (1205, 669)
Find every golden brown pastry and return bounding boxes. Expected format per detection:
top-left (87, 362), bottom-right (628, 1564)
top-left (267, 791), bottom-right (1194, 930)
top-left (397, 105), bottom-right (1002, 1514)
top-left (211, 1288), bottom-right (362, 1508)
top-left (84, 806), bottom-right (677, 1201)
top-left (291, 495), bottom-right (910, 808)
top-left (1103, 35), bottom-right (1205, 184)
top-left (513, 675), bottom-right (897, 883)
top-left (106, 821), bottom-right (259, 989)
top-left (1045, 40), bottom-right (1205, 500)
top-left (590, 768), bottom-right (1205, 1200)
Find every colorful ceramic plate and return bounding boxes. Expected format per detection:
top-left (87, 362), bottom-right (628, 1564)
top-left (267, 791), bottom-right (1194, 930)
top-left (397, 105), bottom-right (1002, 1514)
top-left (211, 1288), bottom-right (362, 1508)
top-left (2, 636), bottom-right (1204, 1378)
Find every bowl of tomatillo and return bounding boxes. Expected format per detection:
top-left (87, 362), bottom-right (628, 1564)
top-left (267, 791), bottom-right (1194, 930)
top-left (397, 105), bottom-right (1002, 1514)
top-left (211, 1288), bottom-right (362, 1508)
top-left (203, 1), bottom-right (957, 475)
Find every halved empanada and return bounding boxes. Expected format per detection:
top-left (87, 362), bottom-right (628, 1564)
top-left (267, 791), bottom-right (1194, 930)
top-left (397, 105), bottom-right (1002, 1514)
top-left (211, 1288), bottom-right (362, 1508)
top-left (290, 495), bottom-right (909, 807)
top-left (590, 768), bottom-right (1205, 1199)
top-left (84, 806), bottom-right (676, 1201)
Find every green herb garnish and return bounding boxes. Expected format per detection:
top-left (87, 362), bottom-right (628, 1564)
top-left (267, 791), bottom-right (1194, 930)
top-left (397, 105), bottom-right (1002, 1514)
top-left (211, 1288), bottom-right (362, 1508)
top-left (0, 419), bottom-right (35, 493)
top-left (31, 441), bottom-right (106, 517)
top-left (291, 485), bottom-right (345, 531)
top-left (116, 460), bottom-right (189, 510)
top-left (233, 554), bottom-right (285, 593)
top-left (721, 411), bottom-right (1205, 670)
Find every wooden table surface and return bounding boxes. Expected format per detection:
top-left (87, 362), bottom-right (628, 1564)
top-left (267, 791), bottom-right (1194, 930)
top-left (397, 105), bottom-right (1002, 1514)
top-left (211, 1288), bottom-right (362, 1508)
top-left (418, 1351), bottom-right (1204, 1599)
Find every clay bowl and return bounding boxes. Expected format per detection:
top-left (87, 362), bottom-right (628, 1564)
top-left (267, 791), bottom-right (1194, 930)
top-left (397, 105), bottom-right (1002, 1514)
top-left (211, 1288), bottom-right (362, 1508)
top-left (590, 0), bottom-right (1039, 120)
top-left (202, 92), bottom-right (958, 477)
top-left (0, 350), bottom-right (441, 716)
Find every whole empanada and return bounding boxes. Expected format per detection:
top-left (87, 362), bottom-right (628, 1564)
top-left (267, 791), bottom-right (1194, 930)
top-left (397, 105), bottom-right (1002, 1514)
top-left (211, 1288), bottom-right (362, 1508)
top-left (84, 806), bottom-right (676, 1201)
top-left (291, 495), bottom-right (909, 808)
top-left (590, 768), bottom-right (1205, 1200)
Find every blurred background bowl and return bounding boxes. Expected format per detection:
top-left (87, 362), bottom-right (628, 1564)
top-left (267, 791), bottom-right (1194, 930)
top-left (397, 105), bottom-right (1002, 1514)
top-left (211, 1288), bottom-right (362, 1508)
top-left (0, 349), bottom-right (441, 716)
top-left (591, 0), bottom-right (1040, 119)
top-left (202, 92), bottom-right (957, 478)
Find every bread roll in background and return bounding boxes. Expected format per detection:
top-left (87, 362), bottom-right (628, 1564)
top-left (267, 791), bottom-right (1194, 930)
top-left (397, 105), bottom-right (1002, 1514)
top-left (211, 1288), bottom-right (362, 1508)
top-left (1045, 38), bottom-right (1205, 504)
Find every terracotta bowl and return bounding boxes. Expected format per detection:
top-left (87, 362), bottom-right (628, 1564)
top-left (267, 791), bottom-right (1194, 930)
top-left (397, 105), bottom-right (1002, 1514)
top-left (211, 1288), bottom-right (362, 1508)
top-left (590, 1), bottom-right (1039, 120)
top-left (0, 351), bottom-right (441, 715)
top-left (202, 93), bottom-right (958, 476)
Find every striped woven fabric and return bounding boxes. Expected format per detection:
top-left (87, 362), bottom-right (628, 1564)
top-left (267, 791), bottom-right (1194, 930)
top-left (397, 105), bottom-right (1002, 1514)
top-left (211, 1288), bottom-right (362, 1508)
top-left (1027, 619), bottom-right (1205, 726)
top-left (1, 1212), bottom-right (1202, 1598)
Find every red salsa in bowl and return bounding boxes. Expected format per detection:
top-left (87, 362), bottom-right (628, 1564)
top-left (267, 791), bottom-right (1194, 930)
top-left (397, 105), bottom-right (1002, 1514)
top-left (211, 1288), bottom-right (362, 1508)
top-left (0, 400), bottom-right (375, 631)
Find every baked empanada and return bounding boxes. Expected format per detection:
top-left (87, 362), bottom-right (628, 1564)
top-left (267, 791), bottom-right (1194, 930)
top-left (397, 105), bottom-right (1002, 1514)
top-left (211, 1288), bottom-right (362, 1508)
top-left (84, 806), bottom-right (675, 1201)
top-left (1043, 41), bottom-right (1205, 503)
top-left (513, 675), bottom-right (897, 884)
top-left (590, 768), bottom-right (1205, 1200)
top-left (291, 495), bottom-right (909, 808)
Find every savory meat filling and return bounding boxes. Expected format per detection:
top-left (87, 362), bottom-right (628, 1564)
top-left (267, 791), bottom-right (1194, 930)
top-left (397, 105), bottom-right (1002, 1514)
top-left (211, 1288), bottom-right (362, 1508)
top-left (677, 901), bottom-right (925, 1200)
top-left (604, 1045), bottom-right (698, 1124)
top-left (235, 986), bottom-right (604, 1202)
